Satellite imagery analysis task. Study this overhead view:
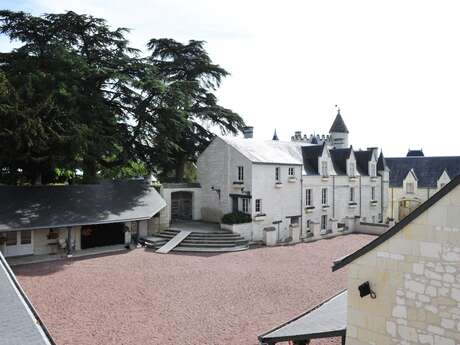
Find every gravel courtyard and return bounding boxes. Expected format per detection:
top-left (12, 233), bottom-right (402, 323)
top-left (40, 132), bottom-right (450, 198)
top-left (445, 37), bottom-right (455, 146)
top-left (14, 234), bottom-right (374, 345)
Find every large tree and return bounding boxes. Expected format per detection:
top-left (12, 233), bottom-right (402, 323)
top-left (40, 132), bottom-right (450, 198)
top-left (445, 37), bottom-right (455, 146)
top-left (0, 10), bottom-right (137, 183)
top-left (134, 39), bottom-right (245, 182)
top-left (0, 11), bottom-right (245, 185)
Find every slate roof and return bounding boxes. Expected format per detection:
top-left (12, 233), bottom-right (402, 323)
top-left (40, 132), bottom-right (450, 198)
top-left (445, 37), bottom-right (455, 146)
top-left (333, 175), bottom-right (460, 271)
top-left (220, 137), bottom-right (305, 165)
top-left (377, 151), bottom-right (388, 171)
top-left (386, 156), bottom-right (460, 188)
top-left (330, 147), bottom-right (352, 175)
top-left (301, 144), bottom-right (324, 175)
top-left (407, 149), bottom-right (424, 157)
top-left (259, 290), bottom-right (347, 343)
top-left (0, 251), bottom-right (56, 345)
top-left (0, 180), bottom-right (166, 232)
top-left (354, 150), bottom-right (374, 175)
top-left (329, 112), bottom-right (349, 133)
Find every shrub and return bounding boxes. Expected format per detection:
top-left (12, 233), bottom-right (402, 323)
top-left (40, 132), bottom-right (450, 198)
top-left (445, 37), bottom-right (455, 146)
top-left (221, 211), bottom-right (252, 225)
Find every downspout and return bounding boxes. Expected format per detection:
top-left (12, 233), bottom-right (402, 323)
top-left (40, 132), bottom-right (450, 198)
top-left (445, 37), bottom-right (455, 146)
top-left (300, 172), bottom-right (303, 238)
top-left (359, 175), bottom-right (362, 218)
top-left (380, 174), bottom-right (383, 222)
top-left (332, 175), bottom-right (336, 219)
top-left (391, 188), bottom-right (394, 219)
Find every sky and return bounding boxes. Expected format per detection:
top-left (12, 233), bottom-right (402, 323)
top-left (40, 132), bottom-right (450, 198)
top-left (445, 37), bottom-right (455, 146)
top-left (1, 0), bottom-right (460, 157)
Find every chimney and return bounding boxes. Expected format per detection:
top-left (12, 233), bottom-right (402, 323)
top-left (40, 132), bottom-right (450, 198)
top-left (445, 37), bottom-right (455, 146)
top-left (243, 126), bottom-right (254, 139)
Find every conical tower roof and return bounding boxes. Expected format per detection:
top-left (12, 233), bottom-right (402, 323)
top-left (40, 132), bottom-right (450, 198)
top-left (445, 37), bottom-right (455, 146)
top-left (329, 109), bottom-right (349, 134)
top-left (272, 129), bottom-right (279, 141)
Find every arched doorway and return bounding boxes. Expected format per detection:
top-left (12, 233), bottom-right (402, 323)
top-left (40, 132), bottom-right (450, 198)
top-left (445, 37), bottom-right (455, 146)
top-left (171, 191), bottom-right (193, 220)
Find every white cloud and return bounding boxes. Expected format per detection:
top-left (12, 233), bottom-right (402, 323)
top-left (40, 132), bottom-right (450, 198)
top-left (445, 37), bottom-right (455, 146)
top-left (5, 0), bottom-right (460, 156)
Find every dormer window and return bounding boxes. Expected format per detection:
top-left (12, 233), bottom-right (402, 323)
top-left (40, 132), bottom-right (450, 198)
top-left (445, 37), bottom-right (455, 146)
top-left (369, 162), bottom-right (376, 177)
top-left (321, 161), bottom-right (328, 177)
top-left (349, 162), bottom-right (355, 176)
top-left (406, 182), bottom-right (415, 194)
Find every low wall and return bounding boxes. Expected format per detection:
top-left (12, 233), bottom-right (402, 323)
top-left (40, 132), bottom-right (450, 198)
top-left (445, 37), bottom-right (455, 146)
top-left (221, 222), bottom-right (253, 241)
top-left (354, 222), bottom-right (389, 235)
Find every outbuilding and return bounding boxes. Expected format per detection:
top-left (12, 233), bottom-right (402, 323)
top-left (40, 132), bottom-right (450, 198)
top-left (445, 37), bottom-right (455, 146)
top-left (0, 180), bottom-right (166, 258)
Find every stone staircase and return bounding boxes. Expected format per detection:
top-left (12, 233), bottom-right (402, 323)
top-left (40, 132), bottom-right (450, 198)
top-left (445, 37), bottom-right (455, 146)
top-left (143, 229), bottom-right (249, 253)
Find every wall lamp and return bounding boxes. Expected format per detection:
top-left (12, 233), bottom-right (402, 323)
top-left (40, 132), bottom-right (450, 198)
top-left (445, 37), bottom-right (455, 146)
top-left (359, 281), bottom-right (376, 299)
top-left (211, 186), bottom-right (221, 200)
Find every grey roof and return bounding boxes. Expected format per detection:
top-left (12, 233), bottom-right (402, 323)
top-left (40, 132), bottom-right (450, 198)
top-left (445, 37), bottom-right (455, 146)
top-left (0, 251), bottom-right (55, 345)
top-left (330, 147), bottom-right (352, 175)
top-left (333, 175), bottom-right (460, 271)
top-left (0, 180), bottom-right (166, 232)
top-left (301, 144), bottom-right (324, 175)
top-left (329, 112), bottom-right (349, 133)
top-left (259, 290), bottom-right (347, 343)
top-left (386, 156), bottom-right (460, 188)
top-left (377, 151), bottom-right (388, 171)
top-left (407, 149), bottom-right (424, 157)
top-left (220, 137), bottom-right (305, 165)
top-left (354, 150), bottom-right (373, 175)
top-left (272, 129), bottom-right (279, 141)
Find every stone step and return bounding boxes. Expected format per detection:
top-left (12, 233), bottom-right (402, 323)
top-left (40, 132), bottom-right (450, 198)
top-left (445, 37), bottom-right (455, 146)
top-left (155, 233), bottom-right (246, 242)
top-left (163, 230), bottom-right (238, 237)
top-left (172, 245), bottom-right (249, 252)
top-left (157, 235), bottom-right (245, 242)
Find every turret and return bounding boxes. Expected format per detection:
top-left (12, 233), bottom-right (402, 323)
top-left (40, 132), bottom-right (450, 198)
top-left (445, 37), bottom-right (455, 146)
top-left (329, 108), bottom-right (349, 149)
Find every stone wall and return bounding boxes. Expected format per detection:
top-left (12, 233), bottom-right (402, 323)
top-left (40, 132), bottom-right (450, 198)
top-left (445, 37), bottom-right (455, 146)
top-left (346, 184), bottom-right (460, 345)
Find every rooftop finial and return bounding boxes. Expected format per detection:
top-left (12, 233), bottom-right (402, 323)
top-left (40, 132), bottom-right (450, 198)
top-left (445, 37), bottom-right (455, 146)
top-left (335, 104), bottom-right (341, 114)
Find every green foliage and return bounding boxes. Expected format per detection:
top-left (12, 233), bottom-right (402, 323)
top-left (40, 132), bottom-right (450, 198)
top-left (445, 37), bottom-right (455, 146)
top-left (221, 211), bottom-right (252, 225)
top-left (0, 10), bottom-right (245, 185)
top-left (100, 160), bottom-right (148, 180)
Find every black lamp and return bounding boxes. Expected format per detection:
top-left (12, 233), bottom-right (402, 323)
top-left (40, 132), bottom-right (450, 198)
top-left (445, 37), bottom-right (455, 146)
top-left (358, 281), bottom-right (376, 299)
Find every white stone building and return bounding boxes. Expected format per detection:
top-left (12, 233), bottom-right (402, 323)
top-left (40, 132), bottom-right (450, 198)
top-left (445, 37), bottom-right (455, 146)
top-left (385, 151), bottom-right (460, 222)
top-left (259, 175), bottom-right (460, 345)
top-left (194, 111), bottom-right (389, 243)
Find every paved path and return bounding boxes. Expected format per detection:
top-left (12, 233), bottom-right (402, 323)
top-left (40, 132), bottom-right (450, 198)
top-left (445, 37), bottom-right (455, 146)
top-left (14, 234), bottom-right (375, 345)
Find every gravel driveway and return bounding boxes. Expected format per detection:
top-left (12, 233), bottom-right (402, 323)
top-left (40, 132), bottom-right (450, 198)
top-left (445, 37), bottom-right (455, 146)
top-left (14, 234), bottom-right (374, 345)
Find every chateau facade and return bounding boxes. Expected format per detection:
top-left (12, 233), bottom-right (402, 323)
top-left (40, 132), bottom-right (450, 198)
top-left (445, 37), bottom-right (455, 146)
top-left (196, 111), bottom-right (390, 242)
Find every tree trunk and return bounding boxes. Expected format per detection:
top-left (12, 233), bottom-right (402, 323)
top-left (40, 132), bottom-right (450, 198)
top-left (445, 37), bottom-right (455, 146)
top-left (83, 160), bottom-right (98, 184)
top-left (174, 155), bottom-right (186, 182)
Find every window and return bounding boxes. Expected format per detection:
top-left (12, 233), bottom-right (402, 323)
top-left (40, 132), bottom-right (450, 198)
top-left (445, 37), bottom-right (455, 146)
top-left (306, 220), bottom-right (311, 229)
top-left (372, 216), bottom-right (376, 223)
top-left (237, 166), bottom-right (244, 181)
top-left (440, 183), bottom-right (446, 188)
top-left (406, 183), bottom-right (414, 194)
top-left (255, 199), bottom-right (262, 213)
top-left (6, 231), bottom-right (17, 246)
top-left (288, 167), bottom-right (295, 176)
top-left (242, 198), bottom-right (249, 213)
top-left (369, 163), bottom-right (376, 177)
top-left (275, 167), bottom-right (281, 181)
top-left (305, 189), bottom-right (312, 206)
top-left (349, 162), bottom-right (355, 176)
top-left (291, 216), bottom-right (300, 225)
top-left (350, 187), bottom-right (355, 202)
top-left (21, 230), bottom-right (31, 244)
top-left (321, 215), bottom-right (327, 230)
top-left (321, 161), bottom-right (328, 177)
top-left (321, 188), bottom-right (328, 205)
top-left (371, 186), bottom-right (376, 201)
